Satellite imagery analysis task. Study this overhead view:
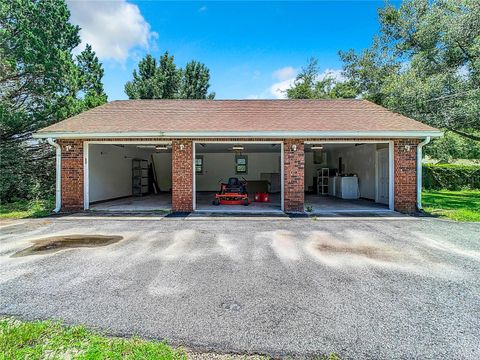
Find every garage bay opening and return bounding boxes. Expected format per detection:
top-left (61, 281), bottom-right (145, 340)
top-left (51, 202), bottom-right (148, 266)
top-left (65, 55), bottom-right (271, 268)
top-left (86, 143), bottom-right (172, 211)
top-left (304, 142), bottom-right (392, 213)
top-left (194, 142), bottom-right (282, 213)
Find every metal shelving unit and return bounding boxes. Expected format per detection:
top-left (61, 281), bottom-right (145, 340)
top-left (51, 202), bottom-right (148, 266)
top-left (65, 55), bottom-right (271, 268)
top-left (132, 159), bottom-right (149, 196)
top-left (317, 168), bottom-right (329, 195)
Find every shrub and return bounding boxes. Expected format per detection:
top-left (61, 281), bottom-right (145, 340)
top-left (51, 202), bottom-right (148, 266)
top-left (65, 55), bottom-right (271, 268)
top-left (423, 164), bottom-right (480, 190)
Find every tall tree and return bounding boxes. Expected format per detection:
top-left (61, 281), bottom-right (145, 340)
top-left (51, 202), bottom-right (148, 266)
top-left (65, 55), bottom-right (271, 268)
top-left (77, 44), bottom-right (108, 109)
top-left (339, 0), bottom-right (480, 141)
top-left (180, 60), bottom-right (215, 99)
top-left (125, 52), bottom-right (214, 99)
top-left (125, 54), bottom-right (158, 99)
top-left (286, 58), bottom-right (358, 99)
top-left (0, 0), bottom-right (107, 202)
top-left (125, 52), bottom-right (180, 99)
top-left (157, 51), bottom-right (180, 98)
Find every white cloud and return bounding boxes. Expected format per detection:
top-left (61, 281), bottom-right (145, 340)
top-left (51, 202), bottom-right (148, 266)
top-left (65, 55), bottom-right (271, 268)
top-left (317, 68), bottom-right (345, 82)
top-left (269, 67), bottom-right (344, 99)
top-left (273, 66), bottom-right (296, 81)
top-left (269, 78), bottom-right (296, 99)
top-left (198, 5), bottom-right (207, 13)
top-left (67, 0), bottom-right (157, 62)
top-left (267, 66), bottom-right (298, 98)
top-left (248, 66), bottom-right (345, 100)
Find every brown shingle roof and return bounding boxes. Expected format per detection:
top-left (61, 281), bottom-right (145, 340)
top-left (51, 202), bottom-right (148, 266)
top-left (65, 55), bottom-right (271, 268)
top-left (36, 99), bottom-right (440, 137)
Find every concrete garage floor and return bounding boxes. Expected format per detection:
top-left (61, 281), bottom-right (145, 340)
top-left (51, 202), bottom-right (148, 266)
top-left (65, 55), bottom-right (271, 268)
top-left (196, 191), bottom-right (282, 213)
top-left (305, 194), bottom-right (390, 213)
top-left (89, 193), bottom-right (172, 211)
top-left (0, 216), bottom-right (479, 359)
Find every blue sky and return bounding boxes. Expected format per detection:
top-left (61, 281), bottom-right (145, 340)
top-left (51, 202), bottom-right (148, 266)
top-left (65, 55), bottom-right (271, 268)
top-left (67, 1), bottom-right (396, 100)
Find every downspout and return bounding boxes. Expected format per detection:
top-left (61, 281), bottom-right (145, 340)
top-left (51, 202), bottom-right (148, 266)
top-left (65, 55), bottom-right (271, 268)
top-left (417, 136), bottom-right (431, 210)
top-left (47, 138), bottom-right (61, 213)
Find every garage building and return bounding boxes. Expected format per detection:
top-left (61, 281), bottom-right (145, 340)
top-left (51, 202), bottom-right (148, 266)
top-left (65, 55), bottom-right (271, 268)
top-left (33, 99), bottom-right (442, 214)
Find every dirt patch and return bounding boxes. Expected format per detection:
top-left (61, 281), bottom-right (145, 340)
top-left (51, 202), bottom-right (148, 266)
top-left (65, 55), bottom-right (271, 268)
top-left (316, 242), bottom-right (399, 261)
top-left (12, 235), bottom-right (123, 257)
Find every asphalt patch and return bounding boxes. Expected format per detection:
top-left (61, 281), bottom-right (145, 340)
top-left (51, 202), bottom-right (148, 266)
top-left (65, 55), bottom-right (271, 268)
top-left (12, 235), bottom-right (123, 257)
top-left (316, 242), bottom-right (398, 261)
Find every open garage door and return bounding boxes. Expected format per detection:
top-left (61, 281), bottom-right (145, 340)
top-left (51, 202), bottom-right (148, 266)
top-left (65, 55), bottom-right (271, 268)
top-left (304, 142), bottom-right (393, 213)
top-left (84, 142), bottom-right (172, 211)
top-left (193, 142), bottom-right (283, 213)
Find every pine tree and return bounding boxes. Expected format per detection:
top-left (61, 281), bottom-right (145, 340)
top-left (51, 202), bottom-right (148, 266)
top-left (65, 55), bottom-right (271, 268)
top-left (77, 44), bottom-right (108, 108)
top-left (125, 52), bottom-right (214, 99)
top-left (180, 60), bottom-right (213, 99)
top-left (0, 0), bottom-right (107, 202)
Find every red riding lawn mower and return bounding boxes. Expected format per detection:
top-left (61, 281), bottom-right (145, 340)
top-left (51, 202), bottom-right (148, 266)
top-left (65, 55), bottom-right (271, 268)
top-left (212, 177), bottom-right (250, 206)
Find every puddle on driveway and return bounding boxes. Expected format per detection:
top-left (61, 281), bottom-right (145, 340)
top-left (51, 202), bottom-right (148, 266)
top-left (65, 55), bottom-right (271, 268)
top-left (12, 235), bottom-right (123, 257)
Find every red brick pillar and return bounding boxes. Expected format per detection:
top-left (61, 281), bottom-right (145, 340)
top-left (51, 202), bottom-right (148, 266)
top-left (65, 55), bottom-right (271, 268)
top-left (58, 139), bottom-right (84, 212)
top-left (283, 139), bottom-right (305, 212)
top-left (172, 139), bottom-right (193, 212)
top-left (394, 139), bottom-right (419, 213)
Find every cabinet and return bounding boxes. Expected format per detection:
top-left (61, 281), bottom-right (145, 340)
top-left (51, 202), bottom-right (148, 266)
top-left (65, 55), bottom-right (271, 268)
top-left (132, 159), bottom-right (149, 196)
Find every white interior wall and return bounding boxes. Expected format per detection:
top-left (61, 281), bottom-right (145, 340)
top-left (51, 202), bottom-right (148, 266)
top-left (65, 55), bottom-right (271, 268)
top-left (326, 144), bottom-right (377, 200)
top-left (196, 152), bottom-right (280, 191)
top-left (151, 153), bottom-right (172, 191)
top-left (89, 144), bottom-right (152, 203)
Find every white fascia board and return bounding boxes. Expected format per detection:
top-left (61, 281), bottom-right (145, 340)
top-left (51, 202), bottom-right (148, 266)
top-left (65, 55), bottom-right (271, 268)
top-left (33, 130), bottom-right (443, 139)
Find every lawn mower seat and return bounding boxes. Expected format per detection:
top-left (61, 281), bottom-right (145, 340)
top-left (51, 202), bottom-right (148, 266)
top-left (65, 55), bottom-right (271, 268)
top-left (225, 177), bottom-right (246, 194)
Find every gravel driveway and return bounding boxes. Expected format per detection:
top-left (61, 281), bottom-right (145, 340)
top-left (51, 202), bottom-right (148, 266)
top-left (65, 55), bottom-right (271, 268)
top-left (0, 215), bottom-right (479, 359)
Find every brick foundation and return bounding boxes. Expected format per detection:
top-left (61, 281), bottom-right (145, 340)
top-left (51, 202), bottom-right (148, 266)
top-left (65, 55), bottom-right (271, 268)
top-left (59, 139), bottom-right (84, 211)
top-left (393, 139), bottom-right (419, 214)
top-left (171, 140), bottom-right (193, 212)
top-left (283, 139), bottom-right (305, 212)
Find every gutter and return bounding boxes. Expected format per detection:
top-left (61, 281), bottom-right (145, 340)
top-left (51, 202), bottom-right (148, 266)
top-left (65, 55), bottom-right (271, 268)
top-left (33, 130), bottom-right (444, 139)
top-left (416, 136), bottom-right (431, 210)
top-left (47, 138), bottom-right (61, 213)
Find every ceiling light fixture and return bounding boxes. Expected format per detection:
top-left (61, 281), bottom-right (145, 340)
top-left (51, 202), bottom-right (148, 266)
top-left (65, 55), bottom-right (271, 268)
top-left (232, 145), bottom-right (244, 151)
top-left (311, 145), bottom-right (323, 150)
top-left (155, 145), bottom-right (169, 150)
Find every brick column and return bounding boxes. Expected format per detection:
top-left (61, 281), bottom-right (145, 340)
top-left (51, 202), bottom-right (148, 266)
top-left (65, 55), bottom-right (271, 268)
top-left (394, 139), bottom-right (419, 214)
top-left (58, 139), bottom-right (84, 212)
top-left (172, 139), bottom-right (193, 212)
top-left (283, 139), bottom-right (305, 212)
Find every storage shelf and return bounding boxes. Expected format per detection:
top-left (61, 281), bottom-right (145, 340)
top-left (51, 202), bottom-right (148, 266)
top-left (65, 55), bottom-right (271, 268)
top-left (317, 168), bottom-right (329, 195)
top-left (132, 159), bottom-right (149, 197)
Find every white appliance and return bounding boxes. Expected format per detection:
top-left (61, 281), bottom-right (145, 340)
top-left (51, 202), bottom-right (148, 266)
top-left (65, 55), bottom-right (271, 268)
top-left (334, 176), bottom-right (360, 199)
top-left (328, 177), bottom-right (336, 196)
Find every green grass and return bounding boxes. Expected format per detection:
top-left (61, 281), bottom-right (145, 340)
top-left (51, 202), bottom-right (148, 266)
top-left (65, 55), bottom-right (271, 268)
top-left (0, 198), bottom-right (54, 219)
top-left (423, 190), bottom-right (480, 222)
top-left (0, 318), bottom-right (186, 360)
